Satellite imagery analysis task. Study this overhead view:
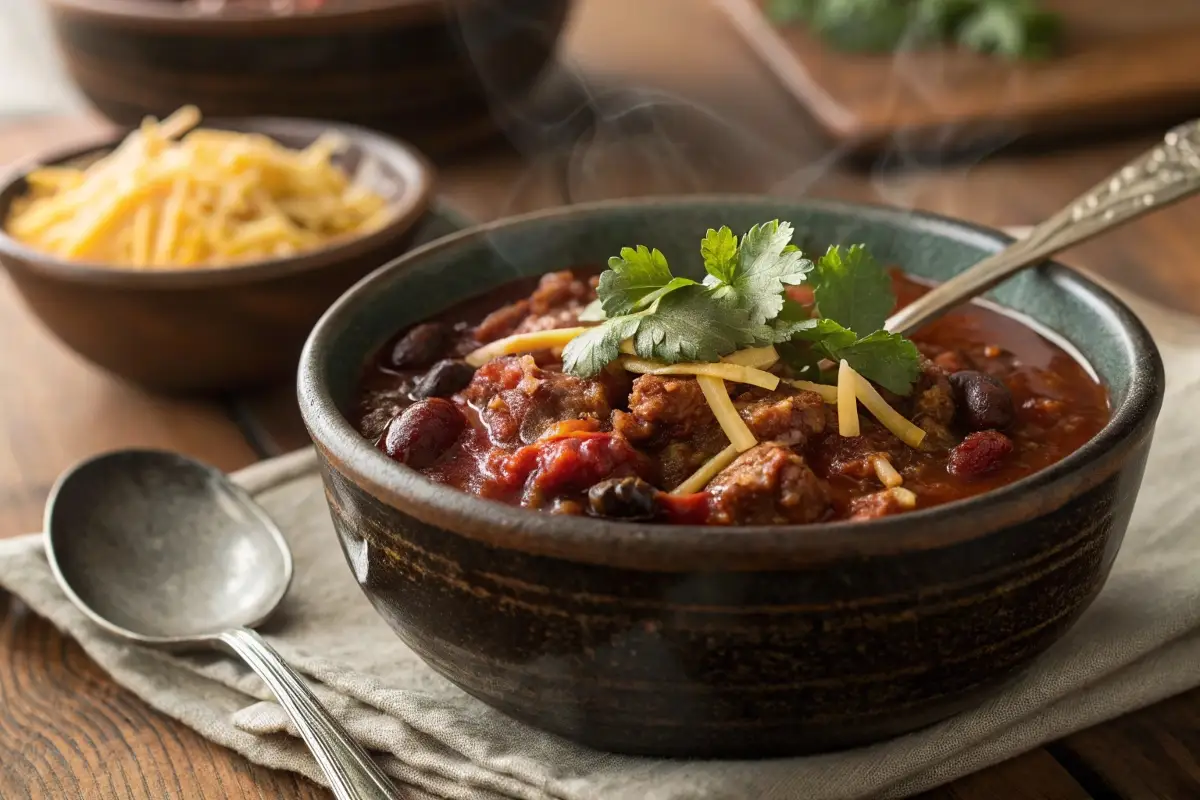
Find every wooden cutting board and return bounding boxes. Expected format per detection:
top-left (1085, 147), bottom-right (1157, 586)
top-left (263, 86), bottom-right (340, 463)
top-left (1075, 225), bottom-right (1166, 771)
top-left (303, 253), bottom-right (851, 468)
top-left (716, 0), bottom-right (1200, 158)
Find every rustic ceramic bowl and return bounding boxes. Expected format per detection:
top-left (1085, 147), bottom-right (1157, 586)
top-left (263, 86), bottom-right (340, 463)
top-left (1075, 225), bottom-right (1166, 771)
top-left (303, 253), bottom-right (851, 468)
top-left (298, 197), bottom-right (1163, 757)
top-left (0, 116), bottom-right (436, 393)
top-left (42, 0), bottom-right (574, 157)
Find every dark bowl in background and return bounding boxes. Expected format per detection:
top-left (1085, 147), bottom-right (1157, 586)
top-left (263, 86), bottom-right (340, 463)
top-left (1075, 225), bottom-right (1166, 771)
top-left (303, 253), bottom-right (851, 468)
top-left (0, 116), bottom-right (437, 394)
top-left (298, 196), bottom-right (1163, 758)
top-left (42, 0), bottom-right (575, 158)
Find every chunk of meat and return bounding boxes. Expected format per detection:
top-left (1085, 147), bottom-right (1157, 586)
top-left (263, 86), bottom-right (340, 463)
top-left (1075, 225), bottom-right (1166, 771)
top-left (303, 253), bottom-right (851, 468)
top-left (616, 377), bottom-right (827, 446)
top-left (911, 357), bottom-right (957, 449)
top-left (706, 443), bottom-right (830, 525)
top-left (474, 300), bottom-right (529, 344)
top-left (847, 488), bottom-right (917, 520)
top-left (515, 271), bottom-right (596, 334)
top-left (486, 433), bottom-right (648, 508)
top-left (462, 355), bottom-right (613, 447)
top-left (947, 430), bottom-right (1014, 477)
top-left (737, 389), bottom-right (827, 446)
top-left (613, 375), bottom-right (712, 443)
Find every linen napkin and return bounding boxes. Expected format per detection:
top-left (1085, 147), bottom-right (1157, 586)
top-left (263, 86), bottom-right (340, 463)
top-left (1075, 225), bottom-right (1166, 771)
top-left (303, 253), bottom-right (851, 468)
top-left (4, 276), bottom-right (1200, 800)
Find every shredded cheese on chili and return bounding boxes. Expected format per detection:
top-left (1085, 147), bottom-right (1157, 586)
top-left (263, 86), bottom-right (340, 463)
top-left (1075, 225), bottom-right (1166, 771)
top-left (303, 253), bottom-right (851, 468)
top-left (671, 443), bottom-right (739, 495)
top-left (464, 327), bottom-right (588, 367)
top-left (837, 360), bottom-right (860, 437)
top-left (788, 379), bottom-right (838, 404)
top-left (697, 375), bottom-right (757, 452)
top-left (620, 358), bottom-right (780, 391)
top-left (851, 370), bottom-right (928, 449)
top-left (872, 455), bottom-right (904, 488)
top-left (721, 345), bottom-right (779, 370)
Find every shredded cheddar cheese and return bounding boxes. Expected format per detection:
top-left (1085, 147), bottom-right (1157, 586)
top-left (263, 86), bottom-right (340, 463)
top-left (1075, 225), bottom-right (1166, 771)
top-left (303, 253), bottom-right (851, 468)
top-left (620, 358), bottom-right (780, 391)
top-left (851, 370), bottom-right (928, 449)
top-left (697, 375), bottom-right (757, 452)
top-left (837, 359), bottom-right (861, 437)
top-left (4, 105), bottom-right (390, 267)
top-left (789, 379), bottom-right (839, 404)
top-left (465, 327), bottom-right (588, 367)
top-left (721, 345), bottom-right (779, 370)
top-left (872, 455), bottom-right (904, 488)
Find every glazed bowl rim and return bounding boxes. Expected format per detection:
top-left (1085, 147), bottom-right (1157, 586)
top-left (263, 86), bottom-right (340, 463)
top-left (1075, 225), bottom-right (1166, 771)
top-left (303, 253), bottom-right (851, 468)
top-left (0, 116), bottom-right (435, 290)
top-left (45, 0), bottom-right (448, 24)
top-left (298, 195), bottom-right (1164, 570)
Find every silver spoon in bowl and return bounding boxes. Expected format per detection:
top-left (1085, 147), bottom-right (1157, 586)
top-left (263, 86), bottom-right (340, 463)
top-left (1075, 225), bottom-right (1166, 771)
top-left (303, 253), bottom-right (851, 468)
top-left (43, 449), bottom-right (399, 800)
top-left (886, 119), bottom-right (1200, 335)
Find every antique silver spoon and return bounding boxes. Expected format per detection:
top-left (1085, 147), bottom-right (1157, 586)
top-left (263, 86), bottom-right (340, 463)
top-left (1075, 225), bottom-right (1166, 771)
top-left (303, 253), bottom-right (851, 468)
top-left (43, 449), bottom-right (399, 800)
top-left (886, 119), bottom-right (1200, 335)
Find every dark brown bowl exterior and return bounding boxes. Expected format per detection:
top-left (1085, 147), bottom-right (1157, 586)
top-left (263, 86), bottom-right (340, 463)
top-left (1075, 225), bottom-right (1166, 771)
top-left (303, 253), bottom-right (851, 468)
top-left (43, 0), bottom-right (573, 157)
top-left (299, 198), bottom-right (1164, 757)
top-left (0, 117), bottom-right (434, 393)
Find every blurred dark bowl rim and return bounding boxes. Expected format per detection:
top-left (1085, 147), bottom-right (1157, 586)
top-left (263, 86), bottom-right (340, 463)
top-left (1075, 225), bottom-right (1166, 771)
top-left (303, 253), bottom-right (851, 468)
top-left (45, 0), bottom-right (457, 27)
top-left (298, 194), bottom-right (1164, 571)
top-left (0, 115), bottom-right (435, 289)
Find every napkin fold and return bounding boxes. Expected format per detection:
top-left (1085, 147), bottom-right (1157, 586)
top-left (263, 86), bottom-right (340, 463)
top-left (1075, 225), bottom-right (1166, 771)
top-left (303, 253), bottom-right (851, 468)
top-left (4, 278), bottom-right (1200, 800)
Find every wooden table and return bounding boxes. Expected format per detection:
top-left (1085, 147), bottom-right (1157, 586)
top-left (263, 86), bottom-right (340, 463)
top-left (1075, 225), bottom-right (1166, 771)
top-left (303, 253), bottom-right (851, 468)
top-left (2, 1), bottom-right (1199, 797)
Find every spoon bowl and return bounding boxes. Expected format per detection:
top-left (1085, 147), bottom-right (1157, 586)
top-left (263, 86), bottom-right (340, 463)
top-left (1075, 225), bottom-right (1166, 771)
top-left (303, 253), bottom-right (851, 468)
top-left (44, 449), bottom-right (399, 799)
top-left (45, 449), bottom-right (292, 647)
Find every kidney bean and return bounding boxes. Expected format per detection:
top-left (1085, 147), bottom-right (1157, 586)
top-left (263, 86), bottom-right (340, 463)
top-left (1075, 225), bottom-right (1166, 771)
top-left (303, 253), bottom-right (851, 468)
top-left (389, 322), bottom-right (449, 370)
top-left (411, 359), bottom-right (476, 400)
top-left (947, 430), bottom-right (1014, 477)
top-left (587, 476), bottom-right (659, 521)
top-left (949, 370), bottom-right (1015, 431)
top-left (379, 398), bottom-right (465, 469)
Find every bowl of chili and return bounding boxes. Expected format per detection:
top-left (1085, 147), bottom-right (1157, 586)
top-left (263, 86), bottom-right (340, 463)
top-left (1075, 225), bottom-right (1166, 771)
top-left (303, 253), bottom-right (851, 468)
top-left (298, 196), bottom-right (1163, 757)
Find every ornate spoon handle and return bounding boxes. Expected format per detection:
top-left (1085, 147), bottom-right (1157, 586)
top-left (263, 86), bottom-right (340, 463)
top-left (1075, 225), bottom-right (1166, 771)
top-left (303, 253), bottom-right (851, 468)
top-left (218, 628), bottom-right (400, 800)
top-left (886, 120), bottom-right (1200, 336)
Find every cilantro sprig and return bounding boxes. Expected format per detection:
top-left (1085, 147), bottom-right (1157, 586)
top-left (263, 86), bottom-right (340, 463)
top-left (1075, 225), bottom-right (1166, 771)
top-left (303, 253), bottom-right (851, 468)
top-left (562, 221), bottom-right (922, 395)
top-left (767, 0), bottom-right (1061, 60)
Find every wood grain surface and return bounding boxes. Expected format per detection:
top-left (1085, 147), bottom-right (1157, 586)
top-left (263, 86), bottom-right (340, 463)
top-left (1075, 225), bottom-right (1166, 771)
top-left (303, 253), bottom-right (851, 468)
top-left (718, 0), bottom-right (1200, 156)
top-left (2, 0), bottom-right (1199, 797)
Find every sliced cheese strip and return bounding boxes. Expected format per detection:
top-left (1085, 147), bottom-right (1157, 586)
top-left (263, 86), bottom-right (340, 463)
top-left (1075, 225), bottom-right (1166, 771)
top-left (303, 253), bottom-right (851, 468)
top-left (872, 455), bottom-right (903, 488)
top-left (465, 327), bottom-right (588, 367)
top-left (851, 370), bottom-right (928, 449)
top-left (721, 345), bottom-right (779, 370)
top-left (789, 379), bottom-right (838, 404)
top-left (671, 443), bottom-right (739, 495)
top-left (890, 487), bottom-right (918, 509)
top-left (837, 359), bottom-right (860, 437)
top-left (621, 358), bottom-right (780, 391)
top-left (697, 375), bottom-right (757, 452)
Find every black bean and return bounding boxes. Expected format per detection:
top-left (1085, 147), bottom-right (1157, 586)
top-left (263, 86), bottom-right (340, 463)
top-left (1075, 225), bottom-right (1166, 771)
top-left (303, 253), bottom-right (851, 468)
top-left (389, 322), bottom-right (449, 370)
top-left (587, 477), bottom-right (659, 521)
top-left (949, 370), bottom-right (1015, 431)
top-left (411, 359), bottom-right (476, 400)
top-left (379, 398), bottom-right (465, 469)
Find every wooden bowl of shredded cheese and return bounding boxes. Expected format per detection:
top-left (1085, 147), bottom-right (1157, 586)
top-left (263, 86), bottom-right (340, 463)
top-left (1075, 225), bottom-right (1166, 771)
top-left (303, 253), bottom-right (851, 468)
top-left (0, 107), bottom-right (435, 392)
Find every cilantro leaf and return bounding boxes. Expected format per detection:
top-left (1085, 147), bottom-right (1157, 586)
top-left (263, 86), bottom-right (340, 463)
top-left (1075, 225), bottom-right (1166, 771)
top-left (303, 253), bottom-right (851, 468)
top-left (561, 316), bottom-right (639, 378)
top-left (777, 341), bottom-right (824, 379)
top-left (598, 245), bottom-right (674, 317)
top-left (563, 286), bottom-right (754, 378)
top-left (705, 220), bottom-right (814, 326)
top-left (834, 330), bottom-right (923, 395)
top-left (791, 318), bottom-right (921, 394)
top-left (630, 284), bottom-right (756, 364)
top-left (767, 297), bottom-right (817, 343)
top-left (577, 298), bottom-right (606, 322)
top-left (813, 244), bottom-right (894, 336)
top-left (791, 317), bottom-right (858, 352)
top-left (700, 226), bottom-right (739, 284)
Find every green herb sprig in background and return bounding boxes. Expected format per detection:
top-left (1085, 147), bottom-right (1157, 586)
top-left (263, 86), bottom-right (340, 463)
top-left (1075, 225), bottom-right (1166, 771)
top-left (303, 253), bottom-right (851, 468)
top-left (766, 0), bottom-right (1062, 60)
